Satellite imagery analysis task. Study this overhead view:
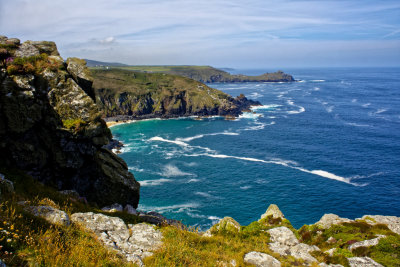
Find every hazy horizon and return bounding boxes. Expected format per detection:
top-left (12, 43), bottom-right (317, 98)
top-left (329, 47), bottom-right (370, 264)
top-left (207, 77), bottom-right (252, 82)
top-left (1, 0), bottom-right (399, 68)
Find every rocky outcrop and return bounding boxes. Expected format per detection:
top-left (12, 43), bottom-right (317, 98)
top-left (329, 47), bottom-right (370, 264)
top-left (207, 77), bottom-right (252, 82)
top-left (358, 215), bottom-right (400, 235)
top-left (267, 226), bottom-right (320, 263)
top-left (0, 36), bottom-right (140, 207)
top-left (91, 69), bottom-right (261, 119)
top-left (316, 214), bottom-right (352, 229)
top-left (71, 212), bottom-right (163, 264)
top-left (0, 173), bottom-right (14, 194)
top-left (348, 235), bottom-right (385, 251)
top-left (347, 257), bottom-right (384, 267)
top-left (259, 204), bottom-right (285, 220)
top-left (243, 251), bottom-right (281, 267)
top-left (23, 205), bottom-right (70, 226)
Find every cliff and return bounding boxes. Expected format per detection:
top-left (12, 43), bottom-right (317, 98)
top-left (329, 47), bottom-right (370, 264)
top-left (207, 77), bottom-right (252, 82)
top-left (0, 36), bottom-right (140, 207)
top-left (91, 68), bottom-right (261, 119)
top-left (90, 64), bottom-right (295, 83)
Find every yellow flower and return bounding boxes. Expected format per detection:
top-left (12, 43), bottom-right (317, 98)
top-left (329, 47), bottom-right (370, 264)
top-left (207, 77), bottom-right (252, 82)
top-left (10, 225), bottom-right (14, 230)
top-left (7, 238), bottom-right (11, 242)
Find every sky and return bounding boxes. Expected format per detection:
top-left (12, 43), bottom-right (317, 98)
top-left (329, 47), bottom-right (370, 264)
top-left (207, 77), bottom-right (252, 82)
top-left (1, 0), bottom-right (400, 68)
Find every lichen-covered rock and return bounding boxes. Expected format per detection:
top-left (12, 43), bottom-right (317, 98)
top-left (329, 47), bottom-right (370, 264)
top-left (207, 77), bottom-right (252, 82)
top-left (358, 215), bottom-right (400, 235)
top-left (347, 257), bottom-right (384, 267)
top-left (0, 36), bottom-right (140, 208)
top-left (25, 206), bottom-right (70, 226)
top-left (268, 227), bottom-right (299, 246)
top-left (348, 235), bottom-right (385, 251)
top-left (267, 226), bottom-right (319, 263)
top-left (66, 58), bottom-right (95, 100)
top-left (243, 251), bottom-right (281, 267)
top-left (71, 212), bottom-right (162, 263)
top-left (14, 42), bottom-right (40, 57)
top-left (259, 204), bottom-right (285, 220)
top-left (210, 217), bottom-right (241, 234)
top-left (316, 214), bottom-right (352, 229)
top-left (319, 263), bottom-right (344, 267)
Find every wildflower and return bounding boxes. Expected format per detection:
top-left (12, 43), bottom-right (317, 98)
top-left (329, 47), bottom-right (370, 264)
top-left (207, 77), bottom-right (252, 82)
top-left (10, 225), bottom-right (14, 230)
top-left (7, 238), bottom-right (11, 242)
top-left (5, 251), bottom-right (8, 255)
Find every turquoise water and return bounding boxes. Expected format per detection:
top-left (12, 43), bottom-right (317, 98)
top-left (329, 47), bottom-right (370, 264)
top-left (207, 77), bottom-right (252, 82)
top-left (110, 68), bottom-right (400, 229)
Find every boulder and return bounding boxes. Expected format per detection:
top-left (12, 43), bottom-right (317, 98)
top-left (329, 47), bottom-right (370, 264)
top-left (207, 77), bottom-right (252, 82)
top-left (259, 204), bottom-right (285, 220)
top-left (210, 217), bottom-right (241, 234)
top-left (316, 214), bottom-right (352, 229)
top-left (25, 206), bottom-right (70, 226)
top-left (124, 204), bottom-right (138, 215)
top-left (348, 235), bottom-right (385, 251)
top-left (28, 41), bottom-right (59, 56)
top-left (319, 263), bottom-right (343, 267)
top-left (347, 257), bottom-right (384, 267)
top-left (358, 215), bottom-right (400, 235)
top-left (267, 227), bottom-right (299, 246)
top-left (102, 203), bottom-right (123, 212)
top-left (14, 42), bottom-right (40, 58)
top-left (267, 227), bottom-right (319, 263)
top-left (243, 251), bottom-right (281, 267)
top-left (71, 212), bottom-right (162, 263)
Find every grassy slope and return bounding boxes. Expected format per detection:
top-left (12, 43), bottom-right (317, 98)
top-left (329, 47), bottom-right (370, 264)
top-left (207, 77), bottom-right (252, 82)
top-left (1, 166), bottom-right (399, 266)
top-left (90, 65), bottom-right (294, 83)
top-left (91, 68), bottom-right (232, 117)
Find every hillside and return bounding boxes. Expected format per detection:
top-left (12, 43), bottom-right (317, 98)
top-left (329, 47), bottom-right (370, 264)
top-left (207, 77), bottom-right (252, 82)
top-left (91, 68), bottom-right (261, 119)
top-left (90, 64), bottom-right (295, 83)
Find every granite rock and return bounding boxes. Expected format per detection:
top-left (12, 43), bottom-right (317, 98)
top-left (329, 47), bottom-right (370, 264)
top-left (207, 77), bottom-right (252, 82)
top-left (243, 251), bottom-right (281, 267)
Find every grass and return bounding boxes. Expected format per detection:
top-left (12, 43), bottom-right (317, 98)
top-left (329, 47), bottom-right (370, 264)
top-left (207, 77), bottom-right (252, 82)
top-left (0, 166), bottom-right (142, 266)
top-left (5, 53), bottom-right (63, 75)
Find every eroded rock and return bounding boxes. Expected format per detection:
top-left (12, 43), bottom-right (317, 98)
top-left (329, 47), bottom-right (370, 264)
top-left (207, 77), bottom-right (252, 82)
top-left (359, 215), bottom-right (400, 235)
top-left (71, 212), bottom-right (162, 263)
top-left (259, 204), bottom-right (285, 220)
top-left (348, 235), bottom-right (385, 251)
top-left (243, 251), bottom-right (281, 267)
top-left (316, 214), bottom-right (352, 229)
top-left (267, 226), bottom-right (319, 263)
top-left (24, 206), bottom-right (70, 226)
top-left (347, 257), bottom-right (384, 267)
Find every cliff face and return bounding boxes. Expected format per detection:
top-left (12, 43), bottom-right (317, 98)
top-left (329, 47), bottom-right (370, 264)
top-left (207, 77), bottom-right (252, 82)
top-left (0, 36), bottom-right (139, 207)
top-left (91, 69), bottom-right (261, 119)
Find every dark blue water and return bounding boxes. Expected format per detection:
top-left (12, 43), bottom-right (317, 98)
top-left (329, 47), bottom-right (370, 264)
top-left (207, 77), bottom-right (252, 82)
top-left (110, 68), bottom-right (400, 229)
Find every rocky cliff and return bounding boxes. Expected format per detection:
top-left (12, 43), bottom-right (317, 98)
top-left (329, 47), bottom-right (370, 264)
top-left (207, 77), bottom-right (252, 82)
top-left (91, 68), bottom-right (261, 119)
top-left (0, 36), bottom-right (140, 207)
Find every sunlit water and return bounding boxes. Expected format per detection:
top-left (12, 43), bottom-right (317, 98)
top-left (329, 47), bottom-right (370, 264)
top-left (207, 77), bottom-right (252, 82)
top-left (110, 67), bottom-right (400, 229)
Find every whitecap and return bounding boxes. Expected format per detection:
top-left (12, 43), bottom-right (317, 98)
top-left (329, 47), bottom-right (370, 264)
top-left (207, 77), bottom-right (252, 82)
top-left (376, 108), bottom-right (388, 114)
top-left (160, 164), bottom-right (195, 177)
top-left (352, 99), bottom-right (357, 103)
top-left (326, 106), bottom-right (334, 113)
top-left (149, 136), bottom-right (189, 147)
top-left (287, 106), bottom-right (305, 114)
top-left (194, 192), bottom-right (221, 199)
top-left (250, 104), bottom-right (281, 111)
top-left (188, 153), bottom-right (363, 186)
top-left (177, 132), bottom-right (239, 142)
top-left (139, 178), bottom-right (173, 186)
top-left (239, 112), bottom-right (263, 119)
top-left (362, 103), bottom-right (371, 108)
top-left (186, 178), bottom-right (200, 183)
top-left (344, 122), bottom-right (371, 127)
top-left (138, 202), bottom-right (201, 213)
top-left (240, 185), bottom-right (252, 190)
top-left (310, 80), bottom-right (325, 82)
top-left (314, 87), bottom-right (320, 91)
top-left (249, 92), bottom-right (263, 98)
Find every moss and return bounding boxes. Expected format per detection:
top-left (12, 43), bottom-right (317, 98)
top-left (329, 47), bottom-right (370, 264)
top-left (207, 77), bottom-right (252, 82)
top-left (369, 235), bottom-right (400, 266)
top-left (62, 119), bottom-right (87, 133)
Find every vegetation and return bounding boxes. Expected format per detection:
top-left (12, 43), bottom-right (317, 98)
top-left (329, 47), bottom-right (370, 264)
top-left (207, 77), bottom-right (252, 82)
top-left (4, 53), bottom-right (63, 75)
top-left (91, 68), bottom-right (234, 117)
top-left (90, 65), bottom-right (294, 83)
top-left (0, 166), bottom-right (139, 266)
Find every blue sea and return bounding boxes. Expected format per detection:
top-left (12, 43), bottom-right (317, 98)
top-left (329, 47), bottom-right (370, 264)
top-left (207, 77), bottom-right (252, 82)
top-left (110, 67), bottom-right (400, 229)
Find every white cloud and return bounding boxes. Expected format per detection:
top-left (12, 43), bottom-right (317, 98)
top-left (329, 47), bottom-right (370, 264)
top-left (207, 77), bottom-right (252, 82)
top-left (0, 0), bottom-right (399, 67)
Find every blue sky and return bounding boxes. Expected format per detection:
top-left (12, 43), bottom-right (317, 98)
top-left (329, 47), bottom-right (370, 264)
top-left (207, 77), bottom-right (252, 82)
top-left (1, 0), bottom-right (399, 68)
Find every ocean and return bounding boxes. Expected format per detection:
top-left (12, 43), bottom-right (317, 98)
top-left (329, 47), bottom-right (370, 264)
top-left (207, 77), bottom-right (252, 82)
top-left (110, 67), bottom-right (400, 229)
